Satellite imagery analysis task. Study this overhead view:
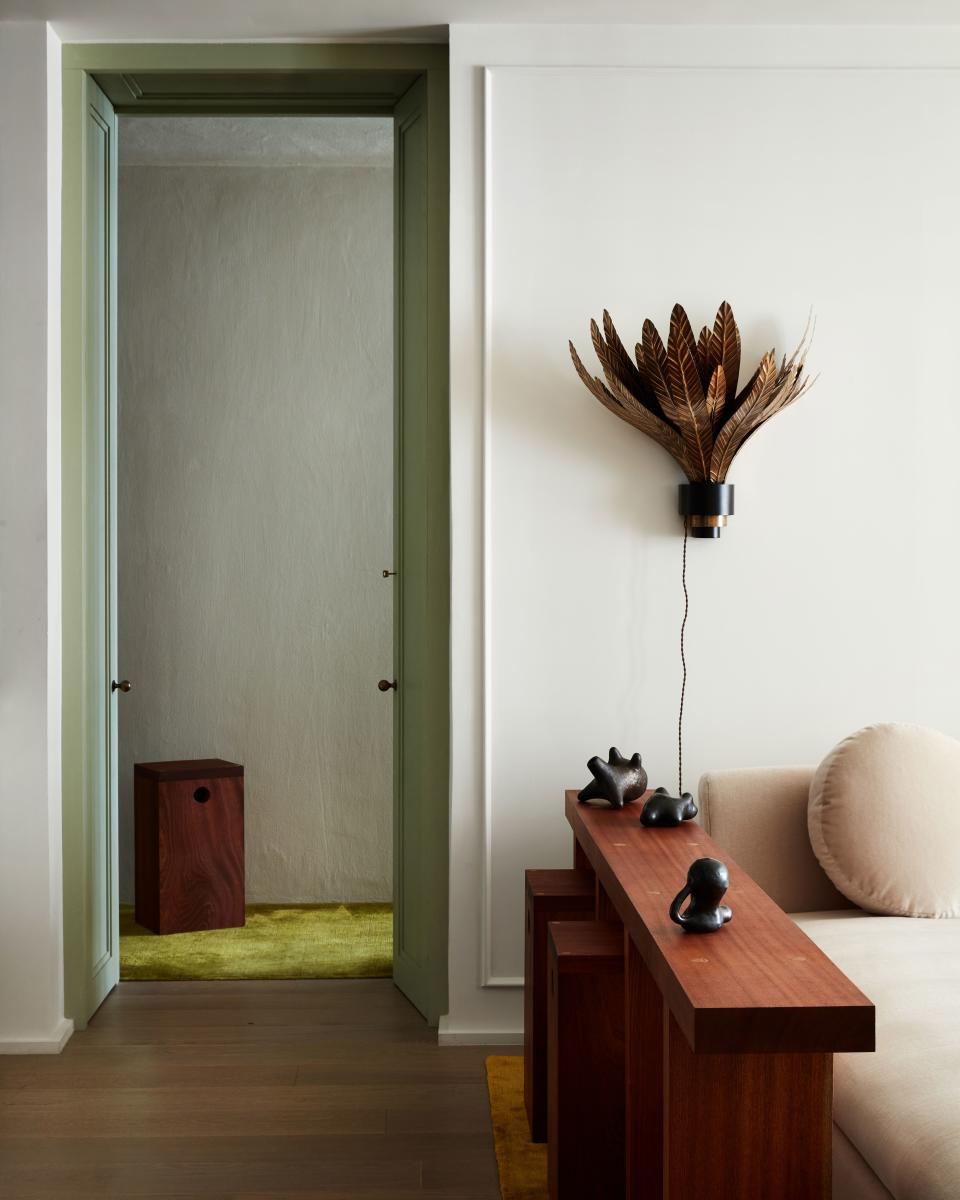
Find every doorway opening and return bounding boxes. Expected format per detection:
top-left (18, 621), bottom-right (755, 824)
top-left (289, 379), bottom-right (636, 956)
top-left (61, 45), bottom-right (450, 1030)
top-left (115, 114), bottom-right (395, 983)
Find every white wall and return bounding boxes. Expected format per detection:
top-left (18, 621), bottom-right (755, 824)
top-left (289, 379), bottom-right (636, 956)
top-left (117, 141), bottom-right (394, 903)
top-left (6, 12), bottom-right (960, 1053)
top-left (0, 20), bottom-right (69, 1052)
top-left (446, 24), bottom-right (960, 1040)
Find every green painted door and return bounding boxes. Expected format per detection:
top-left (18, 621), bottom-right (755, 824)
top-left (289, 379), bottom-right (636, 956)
top-left (63, 74), bottom-right (120, 1025)
top-left (392, 75), bottom-right (449, 1025)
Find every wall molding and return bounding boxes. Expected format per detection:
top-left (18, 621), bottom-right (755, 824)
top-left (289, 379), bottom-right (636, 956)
top-left (0, 1018), bottom-right (74, 1056)
top-left (478, 66), bottom-right (523, 989)
top-left (474, 42), bottom-right (960, 991)
top-left (438, 1015), bottom-right (523, 1046)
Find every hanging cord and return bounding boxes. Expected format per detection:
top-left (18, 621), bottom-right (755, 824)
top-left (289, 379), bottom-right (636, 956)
top-left (678, 517), bottom-right (689, 795)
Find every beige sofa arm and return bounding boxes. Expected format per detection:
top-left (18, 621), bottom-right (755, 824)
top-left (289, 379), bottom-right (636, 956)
top-left (698, 767), bottom-right (855, 914)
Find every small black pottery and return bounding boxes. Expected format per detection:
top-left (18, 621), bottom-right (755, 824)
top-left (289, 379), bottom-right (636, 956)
top-left (669, 858), bottom-right (733, 933)
top-left (577, 748), bottom-right (648, 810)
top-left (640, 787), bottom-right (698, 828)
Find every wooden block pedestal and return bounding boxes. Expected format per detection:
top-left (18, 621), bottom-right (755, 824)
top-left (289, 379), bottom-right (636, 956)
top-left (547, 920), bottom-right (625, 1200)
top-left (134, 758), bottom-right (245, 934)
top-left (524, 868), bottom-right (595, 1141)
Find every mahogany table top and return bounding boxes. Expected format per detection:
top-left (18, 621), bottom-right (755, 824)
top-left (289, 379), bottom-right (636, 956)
top-left (566, 790), bottom-right (875, 1055)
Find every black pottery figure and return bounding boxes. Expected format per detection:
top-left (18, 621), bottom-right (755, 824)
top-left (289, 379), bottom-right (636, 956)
top-left (640, 787), bottom-right (698, 827)
top-left (577, 748), bottom-right (648, 810)
top-left (669, 858), bottom-right (733, 933)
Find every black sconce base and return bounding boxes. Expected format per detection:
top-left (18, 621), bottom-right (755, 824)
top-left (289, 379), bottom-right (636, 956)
top-left (678, 482), bottom-right (735, 539)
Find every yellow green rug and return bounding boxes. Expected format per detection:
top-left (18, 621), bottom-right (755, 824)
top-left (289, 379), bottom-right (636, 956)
top-left (119, 903), bottom-right (392, 981)
top-left (485, 1055), bottom-right (547, 1200)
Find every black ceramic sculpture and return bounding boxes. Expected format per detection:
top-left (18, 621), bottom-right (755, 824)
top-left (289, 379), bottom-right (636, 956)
top-left (640, 787), bottom-right (698, 828)
top-left (577, 748), bottom-right (648, 810)
top-left (669, 858), bottom-right (733, 933)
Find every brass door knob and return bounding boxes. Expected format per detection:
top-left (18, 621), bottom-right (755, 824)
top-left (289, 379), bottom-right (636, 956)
top-left (377, 679), bottom-right (397, 692)
top-left (111, 679), bottom-right (132, 693)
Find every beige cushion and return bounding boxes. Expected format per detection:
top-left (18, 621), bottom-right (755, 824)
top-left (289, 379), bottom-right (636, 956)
top-left (699, 767), bottom-right (853, 913)
top-left (809, 723), bottom-right (960, 917)
top-left (833, 1124), bottom-right (893, 1200)
top-left (796, 911), bottom-right (960, 1200)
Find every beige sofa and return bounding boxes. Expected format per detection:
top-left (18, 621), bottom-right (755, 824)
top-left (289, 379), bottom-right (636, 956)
top-left (700, 767), bottom-right (959, 1200)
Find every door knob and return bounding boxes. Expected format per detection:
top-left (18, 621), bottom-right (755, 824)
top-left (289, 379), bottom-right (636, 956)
top-left (382, 569), bottom-right (396, 578)
top-left (111, 679), bottom-right (132, 693)
top-left (377, 679), bottom-right (397, 692)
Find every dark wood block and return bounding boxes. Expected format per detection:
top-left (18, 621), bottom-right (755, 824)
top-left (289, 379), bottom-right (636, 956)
top-left (566, 791), bottom-right (875, 1055)
top-left (135, 758), bottom-right (244, 782)
top-left (626, 936), bottom-right (663, 1200)
top-left (135, 759), bottom-right (245, 934)
top-left (547, 920), bottom-right (625, 1200)
top-left (573, 835), bottom-right (594, 878)
top-left (524, 869), bottom-right (594, 1142)
top-left (664, 1010), bottom-right (832, 1199)
top-left (595, 879), bottom-right (622, 926)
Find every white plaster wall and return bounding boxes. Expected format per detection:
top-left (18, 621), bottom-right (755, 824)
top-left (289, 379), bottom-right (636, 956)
top-left (117, 152), bottom-right (394, 903)
top-left (0, 20), bottom-right (69, 1052)
top-left (446, 24), bottom-right (960, 1040)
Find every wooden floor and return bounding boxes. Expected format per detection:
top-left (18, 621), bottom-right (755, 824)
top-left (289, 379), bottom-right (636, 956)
top-left (0, 980), bottom-right (508, 1199)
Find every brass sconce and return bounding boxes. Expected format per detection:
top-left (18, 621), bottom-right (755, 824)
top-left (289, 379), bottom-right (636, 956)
top-left (570, 302), bottom-right (815, 537)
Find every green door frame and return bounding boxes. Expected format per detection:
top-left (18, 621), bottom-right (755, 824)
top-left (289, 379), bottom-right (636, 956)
top-left (61, 43), bottom-right (450, 1026)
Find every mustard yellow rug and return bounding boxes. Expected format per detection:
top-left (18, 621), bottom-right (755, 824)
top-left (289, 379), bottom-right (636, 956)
top-left (120, 903), bottom-right (392, 981)
top-left (485, 1055), bottom-right (548, 1200)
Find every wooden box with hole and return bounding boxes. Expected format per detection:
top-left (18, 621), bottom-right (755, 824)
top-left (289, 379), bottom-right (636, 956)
top-left (134, 759), bottom-right (245, 934)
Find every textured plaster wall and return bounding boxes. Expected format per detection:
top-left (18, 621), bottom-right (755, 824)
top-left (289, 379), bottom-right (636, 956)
top-left (117, 157), bottom-right (394, 903)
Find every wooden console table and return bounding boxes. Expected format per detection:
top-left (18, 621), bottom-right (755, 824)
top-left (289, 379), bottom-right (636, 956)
top-left (533, 791), bottom-right (875, 1199)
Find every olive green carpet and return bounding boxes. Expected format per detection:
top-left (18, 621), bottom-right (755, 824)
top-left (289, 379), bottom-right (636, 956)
top-left (485, 1055), bottom-right (547, 1200)
top-left (119, 903), bottom-right (393, 981)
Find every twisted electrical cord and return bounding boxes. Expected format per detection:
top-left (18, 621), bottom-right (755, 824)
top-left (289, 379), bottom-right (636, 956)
top-left (679, 518), bottom-right (689, 795)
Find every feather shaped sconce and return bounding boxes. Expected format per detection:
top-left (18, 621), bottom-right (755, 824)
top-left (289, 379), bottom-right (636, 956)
top-left (569, 302), bottom-right (815, 537)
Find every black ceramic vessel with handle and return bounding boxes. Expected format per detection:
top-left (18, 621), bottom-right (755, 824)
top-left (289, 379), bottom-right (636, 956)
top-left (669, 857), bottom-right (733, 933)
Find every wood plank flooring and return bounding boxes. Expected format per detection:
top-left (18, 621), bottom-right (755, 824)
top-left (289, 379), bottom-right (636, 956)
top-left (0, 980), bottom-right (509, 1198)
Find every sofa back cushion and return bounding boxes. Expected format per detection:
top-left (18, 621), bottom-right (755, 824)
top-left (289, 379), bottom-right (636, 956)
top-left (699, 767), bottom-right (854, 913)
top-left (809, 723), bottom-right (960, 917)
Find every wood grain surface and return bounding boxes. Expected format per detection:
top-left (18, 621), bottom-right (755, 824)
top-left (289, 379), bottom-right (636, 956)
top-left (567, 791), bottom-right (874, 1054)
top-left (524, 869), bottom-right (594, 1141)
top-left (664, 1010), bottom-right (832, 1199)
top-left (135, 759), bottom-right (244, 781)
top-left (0, 980), bottom-right (509, 1198)
top-left (136, 765), bottom-right (245, 934)
top-left (547, 921), bottom-right (625, 1200)
top-left (625, 936), bottom-right (663, 1200)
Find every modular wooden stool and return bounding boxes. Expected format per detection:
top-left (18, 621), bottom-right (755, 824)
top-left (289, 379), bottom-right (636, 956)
top-left (524, 868), bottom-right (595, 1141)
top-left (135, 758), bottom-right (245, 934)
top-left (547, 920), bottom-right (625, 1200)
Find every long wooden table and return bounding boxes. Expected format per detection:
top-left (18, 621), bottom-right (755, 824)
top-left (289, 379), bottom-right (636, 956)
top-left (557, 790), bottom-right (875, 1199)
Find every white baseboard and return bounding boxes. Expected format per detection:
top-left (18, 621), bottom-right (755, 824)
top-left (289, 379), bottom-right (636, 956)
top-left (0, 1017), bottom-right (73, 1055)
top-left (437, 1016), bottom-right (523, 1046)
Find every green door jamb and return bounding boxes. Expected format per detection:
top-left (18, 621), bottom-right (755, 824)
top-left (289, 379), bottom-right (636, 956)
top-left (60, 43), bottom-right (450, 1026)
top-left (61, 70), bottom-right (120, 1027)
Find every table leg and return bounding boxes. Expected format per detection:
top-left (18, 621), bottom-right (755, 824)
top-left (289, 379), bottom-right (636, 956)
top-left (524, 870), bottom-right (595, 1141)
top-left (596, 879), bottom-right (622, 925)
top-left (574, 835), bottom-right (593, 877)
top-left (625, 938), bottom-right (663, 1200)
top-left (548, 921), bottom-right (626, 1200)
top-left (663, 1011), bottom-right (832, 1199)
